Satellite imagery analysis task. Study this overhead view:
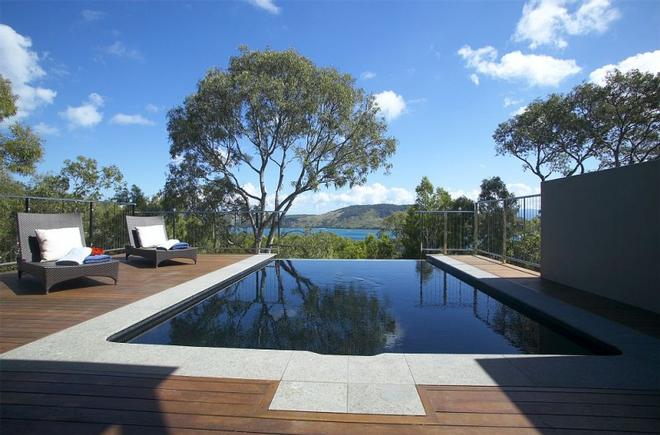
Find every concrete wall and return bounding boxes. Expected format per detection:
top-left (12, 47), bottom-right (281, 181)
top-left (541, 160), bottom-right (660, 314)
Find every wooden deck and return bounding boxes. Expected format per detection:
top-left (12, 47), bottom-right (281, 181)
top-left (2, 360), bottom-right (658, 434)
top-left (0, 254), bottom-right (250, 353)
top-left (2, 254), bottom-right (659, 433)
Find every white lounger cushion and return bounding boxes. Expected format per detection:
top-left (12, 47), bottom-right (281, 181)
top-left (55, 247), bottom-right (93, 266)
top-left (135, 224), bottom-right (168, 248)
top-left (35, 227), bottom-right (84, 262)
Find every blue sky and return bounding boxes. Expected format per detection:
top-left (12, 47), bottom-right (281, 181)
top-left (1, 0), bottom-right (659, 213)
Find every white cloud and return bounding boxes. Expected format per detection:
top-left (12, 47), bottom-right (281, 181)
top-left (589, 50), bottom-right (660, 85)
top-left (514, 0), bottom-right (619, 49)
top-left (33, 122), bottom-right (59, 136)
top-left (326, 183), bottom-right (414, 205)
top-left (448, 189), bottom-right (480, 201)
top-left (458, 45), bottom-right (581, 86)
top-left (246, 0), bottom-right (280, 14)
top-left (100, 41), bottom-right (143, 62)
top-left (374, 90), bottom-right (406, 121)
top-left (507, 182), bottom-right (540, 197)
top-left (0, 24), bottom-right (56, 119)
top-left (145, 103), bottom-right (159, 113)
top-left (503, 97), bottom-right (522, 107)
top-left (60, 93), bottom-right (104, 129)
top-left (81, 9), bottom-right (104, 22)
top-left (110, 113), bottom-right (154, 126)
top-left (469, 73), bottom-right (480, 85)
top-left (360, 71), bottom-right (376, 80)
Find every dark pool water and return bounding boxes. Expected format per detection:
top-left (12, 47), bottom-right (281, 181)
top-left (130, 260), bottom-right (594, 355)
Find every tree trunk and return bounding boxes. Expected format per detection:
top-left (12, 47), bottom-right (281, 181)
top-left (265, 214), bottom-right (279, 249)
top-left (253, 231), bottom-right (262, 253)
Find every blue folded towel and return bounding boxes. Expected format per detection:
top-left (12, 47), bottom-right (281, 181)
top-left (170, 242), bottom-right (190, 250)
top-left (83, 254), bottom-right (112, 264)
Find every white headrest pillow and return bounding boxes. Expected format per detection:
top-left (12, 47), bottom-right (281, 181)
top-left (135, 224), bottom-right (168, 248)
top-left (34, 227), bottom-right (84, 262)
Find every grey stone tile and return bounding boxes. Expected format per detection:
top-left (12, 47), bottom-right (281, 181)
top-left (175, 347), bottom-right (292, 380)
top-left (348, 354), bottom-right (414, 384)
top-left (282, 352), bottom-right (348, 383)
top-left (269, 381), bottom-right (347, 413)
top-left (348, 383), bottom-right (425, 415)
top-left (405, 354), bottom-right (533, 386)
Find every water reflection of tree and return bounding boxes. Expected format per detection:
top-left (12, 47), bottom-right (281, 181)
top-left (418, 268), bottom-right (541, 353)
top-left (416, 261), bottom-right (434, 284)
top-left (168, 260), bottom-right (396, 355)
top-left (488, 305), bottom-right (540, 353)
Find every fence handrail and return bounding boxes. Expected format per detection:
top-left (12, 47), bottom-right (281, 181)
top-left (416, 210), bottom-right (474, 214)
top-left (137, 210), bottom-right (285, 215)
top-left (476, 193), bottom-right (540, 204)
top-left (0, 194), bottom-right (136, 207)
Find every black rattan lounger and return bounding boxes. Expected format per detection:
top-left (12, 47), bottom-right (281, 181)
top-left (125, 215), bottom-right (197, 268)
top-left (16, 213), bottom-right (119, 294)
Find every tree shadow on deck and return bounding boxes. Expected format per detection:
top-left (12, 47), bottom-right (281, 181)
top-left (0, 359), bottom-right (178, 434)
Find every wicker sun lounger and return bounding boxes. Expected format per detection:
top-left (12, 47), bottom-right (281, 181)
top-left (16, 213), bottom-right (119, 293)
top-left (125, 215), bottom-right (197, 268)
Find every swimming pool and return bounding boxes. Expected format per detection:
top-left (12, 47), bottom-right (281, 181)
top-left (127, 259), bottom-right (603, 355)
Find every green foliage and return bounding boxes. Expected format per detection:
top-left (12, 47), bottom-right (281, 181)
top-left (27, 156), bottom-right (126, 200)
top-left (576, 70), bottom-right (659, 168)
top-left (494, 70), bottom-right (659, 180)
top-left (28, 174), bottom-right (70, 198)
top-left (167, 47), bottom-right (397, 251)
top-left (274, 231), bottom-right (395, 259)
top-left (0, 76), bottom-right (43, 194)
top-left (0, 77), bottom-right (17, 121)
top-left (478, 176), bottom-right (512, 202)
top-left (162, 155), bottom-right (232, 211)
top-left (57, 156), bottom-right (124, 200)
top-left (113, 184), bottom-right (161, 210)
top-left (392, 176), bottom-right (467, 258)
top-left (0, 124), bottom-right (43, 177)
top-left (509, 217), bottom-right (541, 266)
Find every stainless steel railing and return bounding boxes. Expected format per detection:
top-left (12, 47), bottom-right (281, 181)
top-left (419, 194), bottom-right (541, 269)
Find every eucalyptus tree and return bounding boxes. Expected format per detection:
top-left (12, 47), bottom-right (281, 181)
top-left (0, 76), bottom-right (43, 194)
top-left (575, 70), bottom-right (659, 168)
top-left (493, 70), bottom-right (659, 181)
top-left (493, 96), bottom-right (583, 181)
top-left (167, 47), bottom-right (397, 252)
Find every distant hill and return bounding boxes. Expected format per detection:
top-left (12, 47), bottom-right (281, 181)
top-left (282, 204), bottom-right (409, 229)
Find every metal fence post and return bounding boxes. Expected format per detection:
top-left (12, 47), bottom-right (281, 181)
top-left (443, 211), bottom-right (448, 255)
top-left (502, 200), bottom-right (507, 264)
top-left (172, 211), bottom-right (177, 239)
top-left (89, 201), bottom-right (94, 246)
top-left (24, 197), bottom-right (30, 213)
top-left (212, 213), bottom-right (217, 253)
top-left (473, 203), bottom-right (478, 255)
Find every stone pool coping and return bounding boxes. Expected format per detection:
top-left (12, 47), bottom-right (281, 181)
top-left (2, 255), bottom-right (659, 416)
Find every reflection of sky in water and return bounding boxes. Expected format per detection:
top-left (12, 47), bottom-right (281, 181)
top-left (132, 260), bottom-right (594, 356)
